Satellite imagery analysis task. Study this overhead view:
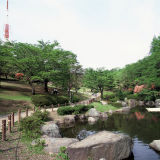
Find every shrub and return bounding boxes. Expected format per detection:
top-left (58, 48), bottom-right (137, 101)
top-left (73, 105), bottom-right (94, 114)
top-left (57, 106), bottom-right (75, 115)
top-left (57, 96), bottom-right (69, 104)
top-left (109, 102), bottom-right (122, 108)
top-left (31, 95), bottom-right (57, 107)
top-left (56, 146), bottom-right (70, 160)
top-left (71, 95), bottom-right (81, 103)
top-left (115, 90), bottom-right (125, 100)
top-left (109, 97), bottom-right (119, 102)
top-left (127, 94), bottom-right (138, 100)
top-left (32, 110), bottom-right (49, 121)
top-left (19, 110), bottom-right (49, 139)
top-left (137, 89), bottom-right (160, 101)
top-left (57, 105), bottom-right (94, 115)
top-left (103, 91), bottom-right (116, 100)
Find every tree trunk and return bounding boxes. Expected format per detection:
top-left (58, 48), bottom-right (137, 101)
top-left (5, 74), bottom-right (8, 79)
top-left (29, 81), bottom-right (35, 95)
top-left (100, 87), bottom-right (103, 100)
top-left (44, 80), bottom-right (48, 92)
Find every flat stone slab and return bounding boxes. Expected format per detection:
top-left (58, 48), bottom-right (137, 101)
top-left (146, 108), bottom-right (160, 112)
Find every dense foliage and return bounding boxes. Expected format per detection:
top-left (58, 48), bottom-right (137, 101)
top-left (31, 95), bottom-right (70, 107)
top-left (0, 40), bottom-right (83, 97)
top-left (57, 105), bottom-right (94, 115)
top-left (1, 34), bottom-right (160, 102)
top-left (19, 110), bottom-right (49, 139)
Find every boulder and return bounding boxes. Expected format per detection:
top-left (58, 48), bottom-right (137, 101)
top-left (149, 140), bottom-right (160, 152)
top-left (138, 101), bottom-right (145, 106)
top-left (41, 122), bottom-right (61, 138)
top-left (108, 109), bottom-right (113, 114)
top-left (87, 108), bottom-right (100, 117)
top-left (99, 112), bottom-right (108, 119)
top-left (41, 136), bottom-right (78, 154)
top-left (64, 115), bottom-right (75, 124)
top-left (121, 101), bottom-right (127, 107)
top-left (145, 101), bottom-right (155, 107)
top-left (122, 107), bottom-right (130, 113)
top-left (124, 98), bottom-right (128, 103)
top-left (128, 99), bottom-right (137, 108)
top-left (67, 131), bottom-right (133, 160)
top-left (101, 101), bottom-right (108, 105)
top-left (88, 117), bottom-right (98, 123)
top-left (155, 99), bottom-right (160, 108)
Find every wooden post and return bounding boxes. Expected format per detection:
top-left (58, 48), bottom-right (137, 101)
top-left (11, 112), bottom-right (14, 127)
top-left (39, 106), bottom-right (41, 110)
top-left (8, 115), bottom-right (11, 133)
top-left (18, 109), bottom-right (21, 123)
top-left (51, 104), bottom-right (53, 112)
top-left (26, 108), bottom-right (28, 117)
top-left (2, 120), bottom-right (6, 141)
top-left (58, 104), bottom-right (60, 107)
top-left (33, 106), bottom-right (36, 112)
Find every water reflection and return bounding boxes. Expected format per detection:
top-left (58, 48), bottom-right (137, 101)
top-left (60, 107), bottom-right (160, 160)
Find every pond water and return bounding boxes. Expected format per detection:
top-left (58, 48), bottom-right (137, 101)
top-left (60, 107), bottom-right (160, 160)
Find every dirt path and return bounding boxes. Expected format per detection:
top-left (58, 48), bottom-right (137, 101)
top-left (0, 93), bottom-right (100, 132)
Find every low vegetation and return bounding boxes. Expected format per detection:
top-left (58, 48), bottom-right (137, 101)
top-left (57, 105), bottom-right (94, 115)
top-left (92, 102), bottom-right (122, 112)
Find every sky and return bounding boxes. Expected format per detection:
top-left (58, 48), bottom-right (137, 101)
top-left (0, 0), bottom-right (160, 69)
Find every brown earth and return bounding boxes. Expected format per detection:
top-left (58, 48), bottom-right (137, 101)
top-left (0, 126), bottom-right (56, 160)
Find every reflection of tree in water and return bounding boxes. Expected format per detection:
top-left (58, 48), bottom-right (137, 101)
top-left (60, 107), bottom-right (160, 144)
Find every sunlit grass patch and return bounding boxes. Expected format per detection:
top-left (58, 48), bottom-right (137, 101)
top-left (92, 102), bottom-right (121, 112)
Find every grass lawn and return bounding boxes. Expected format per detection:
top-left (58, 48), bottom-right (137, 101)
top-left (92, 102), bottom-right (122, 112)
top-left (0, 89), bottom-right (31, 101)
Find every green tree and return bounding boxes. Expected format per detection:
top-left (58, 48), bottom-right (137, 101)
top-left (84, 68), bottom-right (113, 99)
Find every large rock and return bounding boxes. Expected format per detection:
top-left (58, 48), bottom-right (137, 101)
top-left (67, 131), bottom-right (133, 160)
top-left (41, 136), bottom-right (78, 154)
top-left (64, 115), bottom-right (75, 124)
top-left (138, 101), bottom-right (145, 106)
top-left (99, 112), bottom-right (108, 119)
top-left (121, 101), bottom-right (127, 107)
top-left (145, 101), bottom-right (155, 106)
top-left (128, 99), bottom-right (137, 108)
top-left (149, 140), bottom-right (160, 152)
top-left (155, 99), bottom-right (160, 108)
top-left (41, 122), bottom-right (61, 138)
top-left (88, 117), bottom-right (98, 124)
top-left (87, 108), bottom-right (100, 117)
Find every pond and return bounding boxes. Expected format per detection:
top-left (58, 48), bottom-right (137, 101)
top-left (60, 107), bottom-right (160, 160)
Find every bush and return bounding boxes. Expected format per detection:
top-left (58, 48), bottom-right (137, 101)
top-left (57, 105), bottom-right (94, 115)
top-left (71, 95), bottom-right (81, 103)
top-left (57, 106), bottom-right (75, 115)
top-left (19, 110), bottom-right (49, 139)
top-left (103, 91), bottom-right (116, 100)
top-left (31, 95), bottom-right (57, 107)
top-left (56, 146), bottom-right (70, 160)
top-left (32, 110), bottom-right (49, 121)
top-left (109, 97), bottom-right (119, 102)
top-left (127, 94), bottom-right (138, 100)
top-left (115, 90), bottom-right (125, 100)
top-left (108, 102), bottom-right (122, 108)
top-left (137, 89), bottom-right (160, 101)
top-left (57, 96), bottom-right (69, 104)
top-left (73, 105), bottom-right (94, 114)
